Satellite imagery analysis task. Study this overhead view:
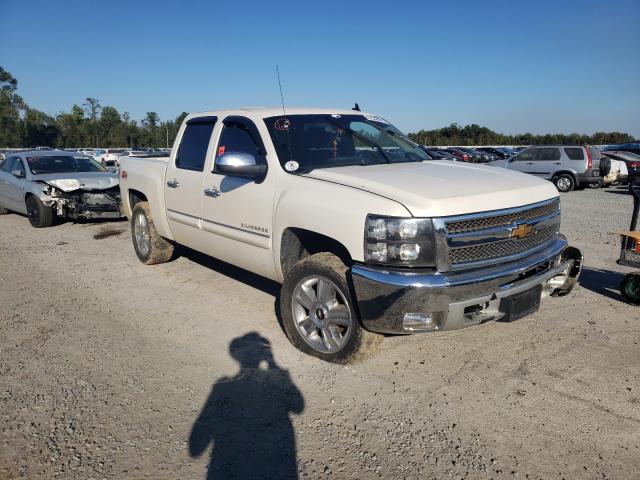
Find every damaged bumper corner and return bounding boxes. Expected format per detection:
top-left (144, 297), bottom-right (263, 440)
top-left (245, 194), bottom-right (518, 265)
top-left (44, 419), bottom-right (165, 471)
top-left (42, 187), bottom-right (123, 220)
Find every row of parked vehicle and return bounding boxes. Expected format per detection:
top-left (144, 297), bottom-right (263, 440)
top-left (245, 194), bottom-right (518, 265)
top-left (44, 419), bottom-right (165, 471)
top-left (0, 147), bottom-right (171, 168)
top-left (418, 143), bottom-right (640, 192)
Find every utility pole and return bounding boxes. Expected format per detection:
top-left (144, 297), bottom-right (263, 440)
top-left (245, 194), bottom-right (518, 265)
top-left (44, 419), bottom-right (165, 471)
top-left (166, 126), bottom-right (169, 148)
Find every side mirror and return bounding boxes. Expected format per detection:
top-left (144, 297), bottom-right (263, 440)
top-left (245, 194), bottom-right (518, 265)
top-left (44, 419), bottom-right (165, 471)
top-left (11, 169), bottom-right (25, 178)
top-left (214, 152), bottom-right (267, 180)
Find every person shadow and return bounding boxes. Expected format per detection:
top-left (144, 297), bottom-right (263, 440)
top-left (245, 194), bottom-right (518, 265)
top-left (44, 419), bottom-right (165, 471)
top-left (189, 332), bottom-right (304, 479)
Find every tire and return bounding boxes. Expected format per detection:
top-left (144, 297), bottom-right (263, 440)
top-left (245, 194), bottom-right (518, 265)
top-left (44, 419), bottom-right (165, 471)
top-left (280, 252), bottom-right (381, 363)
top-left (25, 195), bottom-right (53, 228)
top-left (554, 174), bottom-right (575, 193)
top-left (620, 273), bottom-right (640, 305)
top-left (131, 201), bottom-right (174, 265)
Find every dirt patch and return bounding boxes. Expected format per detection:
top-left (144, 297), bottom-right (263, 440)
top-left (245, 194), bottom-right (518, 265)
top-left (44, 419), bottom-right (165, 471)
top-left (93, 227), bottom-right (125, 240)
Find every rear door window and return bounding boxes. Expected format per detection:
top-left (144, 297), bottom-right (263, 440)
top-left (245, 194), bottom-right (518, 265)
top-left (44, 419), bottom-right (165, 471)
top-left (564, 148), bottom-right (584, 160)
top-left (176, 117), bottom-right (217, 171)
top-left (539, 148), bottom-right (561, 161)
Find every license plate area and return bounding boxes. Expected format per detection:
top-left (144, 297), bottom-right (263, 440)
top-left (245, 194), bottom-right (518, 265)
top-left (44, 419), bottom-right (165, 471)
top-left (499, 285), bottom-right (542, 322)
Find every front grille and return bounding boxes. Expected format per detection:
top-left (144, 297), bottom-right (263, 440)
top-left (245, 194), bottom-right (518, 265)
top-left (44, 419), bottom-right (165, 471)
top-left (445, 199), bottom-right (560, 234)
top-left (449, 226), bottom-right (557, 265)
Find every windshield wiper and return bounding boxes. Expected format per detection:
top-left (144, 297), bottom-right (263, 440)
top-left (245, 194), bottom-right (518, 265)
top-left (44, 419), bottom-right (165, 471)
top-left (326, 118), bottom-right (391, 164)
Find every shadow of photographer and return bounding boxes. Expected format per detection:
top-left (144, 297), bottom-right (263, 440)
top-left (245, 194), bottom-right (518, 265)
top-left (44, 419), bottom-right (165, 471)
top-left (189, 332), bottom-right (304, 479)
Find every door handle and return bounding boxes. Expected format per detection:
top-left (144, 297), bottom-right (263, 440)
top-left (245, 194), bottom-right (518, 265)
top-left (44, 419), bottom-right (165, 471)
top-left (553, 162), bottom-right (561, 165)
top-left (166, 179), bottom-right (179, 188)
top-left (204, 187), bottom-right (221, 198)
top-left (525, 162), bottom-right (534, 165)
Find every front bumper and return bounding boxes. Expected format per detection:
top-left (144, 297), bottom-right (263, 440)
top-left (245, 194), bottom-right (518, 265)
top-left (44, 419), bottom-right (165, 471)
top-left (351, 238), bottom-right (582, 334)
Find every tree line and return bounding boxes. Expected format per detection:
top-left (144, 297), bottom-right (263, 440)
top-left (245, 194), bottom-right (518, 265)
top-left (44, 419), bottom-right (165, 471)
top-left (407, 123), bottom-right (635, 146)
top-left (1, 66), bottom-right (636, 148)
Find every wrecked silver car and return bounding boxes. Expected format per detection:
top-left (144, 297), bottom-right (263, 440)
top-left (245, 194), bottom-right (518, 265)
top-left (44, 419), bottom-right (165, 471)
top-left (0, 150), bottom-right (122, 228)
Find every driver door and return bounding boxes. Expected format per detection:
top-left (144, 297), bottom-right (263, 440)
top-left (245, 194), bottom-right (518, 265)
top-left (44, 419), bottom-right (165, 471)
top-left (200, 115), bottom-right (277, 278)
top-left (0, 157), bottom-right (28, 212)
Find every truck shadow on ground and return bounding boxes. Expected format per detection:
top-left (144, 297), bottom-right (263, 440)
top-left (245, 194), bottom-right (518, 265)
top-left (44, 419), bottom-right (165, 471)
top-left (189, 332), bottom-right (304, 480)
top-left (579, 266), bottom-right (626, 302)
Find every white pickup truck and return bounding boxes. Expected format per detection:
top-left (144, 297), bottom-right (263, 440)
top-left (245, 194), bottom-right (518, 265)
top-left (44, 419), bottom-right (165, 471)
top-left (119, 108), bottom-right (582, 363)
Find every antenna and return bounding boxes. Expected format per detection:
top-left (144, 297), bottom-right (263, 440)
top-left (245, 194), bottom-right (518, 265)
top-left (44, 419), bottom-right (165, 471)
top-left (275, 65), bottom-right (296, 168)
top-left (276, 65), bottom-right (287, 118)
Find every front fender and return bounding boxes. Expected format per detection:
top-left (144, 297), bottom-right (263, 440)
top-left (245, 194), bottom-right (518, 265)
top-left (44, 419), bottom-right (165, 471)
top-left (272, 176), bottom-right (410, 281)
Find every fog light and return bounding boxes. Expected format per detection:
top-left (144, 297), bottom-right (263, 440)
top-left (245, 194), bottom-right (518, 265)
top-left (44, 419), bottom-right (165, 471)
top-left (403, 312), bottom-right (437, 331)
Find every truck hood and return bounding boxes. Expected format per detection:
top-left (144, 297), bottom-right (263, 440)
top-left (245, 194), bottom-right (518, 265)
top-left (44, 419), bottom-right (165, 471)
top-left (303, 161), bottom-right (559, 217)
top-left (33, 172), bottom-right (119, 192)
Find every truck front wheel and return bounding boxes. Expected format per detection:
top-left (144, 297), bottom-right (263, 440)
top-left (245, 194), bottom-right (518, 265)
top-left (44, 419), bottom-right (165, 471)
top-left (280, 252), bottom-right (381, 363)
top-left (131, 202), bottom-right (174, 265)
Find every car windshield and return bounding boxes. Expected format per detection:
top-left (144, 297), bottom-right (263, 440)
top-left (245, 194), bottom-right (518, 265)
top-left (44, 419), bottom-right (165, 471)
top-left (26, 155), bottom-right (107, 174)
top-left (264, 114), bottom-right (428, 172)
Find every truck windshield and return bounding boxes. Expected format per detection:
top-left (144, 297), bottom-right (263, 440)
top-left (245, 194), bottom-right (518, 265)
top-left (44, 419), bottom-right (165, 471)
top-left (264, 114), bottom-right (428, 172)
top-left (26, 156), bottom-right (107, 174)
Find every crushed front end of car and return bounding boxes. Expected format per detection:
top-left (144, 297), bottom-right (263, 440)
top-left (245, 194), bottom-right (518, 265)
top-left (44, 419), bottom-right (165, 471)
top-left (41, 184), bottom-right (123, 220)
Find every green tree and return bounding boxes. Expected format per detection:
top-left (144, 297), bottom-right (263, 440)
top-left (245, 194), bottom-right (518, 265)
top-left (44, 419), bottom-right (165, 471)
top-left (0, 66), bottom-right (27, 146)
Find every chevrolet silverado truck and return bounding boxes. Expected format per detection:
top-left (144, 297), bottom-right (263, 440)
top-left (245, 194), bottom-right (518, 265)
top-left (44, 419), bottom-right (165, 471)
top-left (119, 108), bottom-right (583, 363)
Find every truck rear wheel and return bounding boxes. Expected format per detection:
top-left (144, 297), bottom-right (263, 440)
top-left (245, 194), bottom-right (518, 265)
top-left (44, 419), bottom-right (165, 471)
top-left (280, 252), bottom-right (381, 363)
top-left (131, 201), bottom-right (174, 265)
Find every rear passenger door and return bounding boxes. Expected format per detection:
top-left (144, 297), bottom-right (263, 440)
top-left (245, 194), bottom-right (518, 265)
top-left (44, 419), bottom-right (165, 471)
top-left (534, 147), bottom-right (562, 179)
top-left (0, 157), bottom-right (27, 212)
top-left (164, 116), bottom-right (216, 247)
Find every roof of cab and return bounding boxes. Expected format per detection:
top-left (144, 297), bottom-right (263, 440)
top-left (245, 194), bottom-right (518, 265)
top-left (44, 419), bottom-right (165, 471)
top-left (185, 107), bottom-right (371, 121)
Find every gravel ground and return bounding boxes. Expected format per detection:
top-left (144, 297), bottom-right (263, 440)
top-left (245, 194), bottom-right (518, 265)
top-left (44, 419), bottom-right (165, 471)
top-left (1, 186), bottom-right (639, 479)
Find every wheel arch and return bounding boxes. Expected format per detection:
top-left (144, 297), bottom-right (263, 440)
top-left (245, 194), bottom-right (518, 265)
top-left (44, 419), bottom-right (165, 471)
top-left (280, 228), bottom-right (352, 280)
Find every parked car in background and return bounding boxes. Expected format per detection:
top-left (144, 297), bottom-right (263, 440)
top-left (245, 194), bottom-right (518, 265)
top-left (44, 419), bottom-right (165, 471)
top-left (602, 150), bottom-right (640, 182)
top-left (605, 143), bottom-right (640, 156)
top-left (476, 147), bottom-right (513, 160)
top-left (96, 148), bottom-right (126, 166)
top-left (441, 148), bottom-right (474, 162)
top-left (419, 147), bottom-right (457, 160)
top-left (0, 150), bottom-right (122, 227)
top-left (488, 145), bottom-right (602, 192)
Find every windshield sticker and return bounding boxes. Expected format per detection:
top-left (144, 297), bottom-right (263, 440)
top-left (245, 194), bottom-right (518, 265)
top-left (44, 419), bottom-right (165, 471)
top-left (284, 160), bottom-right (299, 172)
top-left (275, 118), bottom-right (290, 131)
top-left (364, 114), bottom-right (389, 124)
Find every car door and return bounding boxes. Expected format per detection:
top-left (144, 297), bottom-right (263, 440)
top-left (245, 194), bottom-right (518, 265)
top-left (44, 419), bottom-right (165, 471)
top-left (508, 148), bottom-right (540, 174)
top-left (200, 115), bottom-right (277, 278)
top-left (0, 157), bottom-right (28, 212)
top-left (534, 147), bottom-right (562, 179)
top-left (164, 116), bottom-right (217, 248)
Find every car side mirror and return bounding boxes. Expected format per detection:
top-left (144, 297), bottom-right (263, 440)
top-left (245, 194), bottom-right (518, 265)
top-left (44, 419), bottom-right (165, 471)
top-left (214, 152), bottom-right (267, 180)
top-left (11, 169), bottom-right (25, 178)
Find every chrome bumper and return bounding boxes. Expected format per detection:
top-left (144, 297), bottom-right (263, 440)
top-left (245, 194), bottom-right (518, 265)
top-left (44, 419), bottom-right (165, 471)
top-left (351, 238), bottom-right (582, 334)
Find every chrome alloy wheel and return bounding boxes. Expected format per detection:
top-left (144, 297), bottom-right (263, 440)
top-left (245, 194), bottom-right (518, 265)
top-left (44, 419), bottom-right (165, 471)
top-left (134, 210), bottom-right (151, 258)
top-left (557, 177), bottom-right (571, 191)
top-left (291, 276), bottom-right (353, 353)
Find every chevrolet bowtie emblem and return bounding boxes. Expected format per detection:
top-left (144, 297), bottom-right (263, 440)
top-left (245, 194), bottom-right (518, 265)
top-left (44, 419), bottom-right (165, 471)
top-left (510, 223), bottom-right (534, 239)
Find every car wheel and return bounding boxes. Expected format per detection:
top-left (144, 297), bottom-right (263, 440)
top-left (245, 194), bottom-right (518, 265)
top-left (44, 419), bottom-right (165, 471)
top-left (131, 201), bottom-right (174, 265)
top-left (620, 273), bottom-right (640, 305)
top-left (280, 252), bottom-right (381, 363)
top-left (26, 195), bottom-right (53, 228)
top-left (554, 174), bottom-right (575, 192)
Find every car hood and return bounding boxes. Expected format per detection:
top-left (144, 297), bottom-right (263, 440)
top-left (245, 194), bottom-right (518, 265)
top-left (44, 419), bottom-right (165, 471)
top-left (303, 161), bottom-right (559, 217)
top-left (33, 172), bottom-right (119, 192)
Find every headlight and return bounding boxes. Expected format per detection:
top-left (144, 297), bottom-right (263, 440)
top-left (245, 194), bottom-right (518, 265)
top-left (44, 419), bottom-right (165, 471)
top-left (365, 215), bottom-right (436, 267)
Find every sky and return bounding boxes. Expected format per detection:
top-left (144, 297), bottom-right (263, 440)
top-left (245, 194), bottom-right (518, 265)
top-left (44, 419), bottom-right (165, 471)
top-left (1, 0), bottom-right (639, 136)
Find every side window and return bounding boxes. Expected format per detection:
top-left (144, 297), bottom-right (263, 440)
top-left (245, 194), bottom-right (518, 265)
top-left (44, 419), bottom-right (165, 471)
top-left (176, 118), bottom-right (216, 171)
top-left (0, 157), bottom-right (13, 172)
top-left (217, 121), bottom-right (266, 165)
top-left (539, 148), bottom-right (561, 161)
top-left (516, 148), bottom-right (540, 161)
top-left (564, 148), bottom-right (584, 160)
